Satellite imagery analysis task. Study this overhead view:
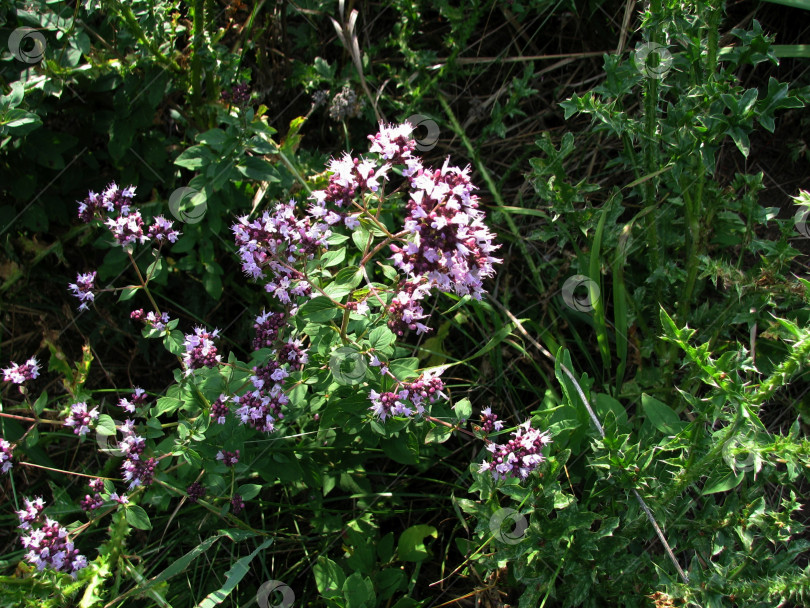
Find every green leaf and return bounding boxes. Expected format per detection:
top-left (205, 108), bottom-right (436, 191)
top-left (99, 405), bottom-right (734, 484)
top-left (163, 330), bottom-right (185, 355)
top-left (343, 572), bottom-right (376, 608)
top-left (299, 296), bottom-right (340, 322)
top-left (453, 397), bottom-right (472, 422)
top-left (389, 357), bottom-right (420, 381)
top-left (118, 286), bottom-right (140, 302)
top-left (702, 469), bottom-right (745, 495)
top-left (197, 538), bottom-right (274, 608)
top-left (32, 390), bottom-right (48, 415)
top-left (237, 484), bottom-right (262, 501)
top-left (174, 144), bottom-right (214, 170)
top-left (314, 556), bottom-right (345, 598)
top-left (369, 326), bottom-right (395, 350)
top-left (197, 128), bottom-right (228, 150)
top-left (397, 524), bottom-right (437, 562)
top-left (236, 156), bottom-right (280, 182)
top-left (96, 414), bottom-right (117, 436)
top-left (424, 425), bottom-right (453, 443)
top-left (125, 505), bottom-right (152, 530)
top-left (641, 393), bottom-right (685, 435)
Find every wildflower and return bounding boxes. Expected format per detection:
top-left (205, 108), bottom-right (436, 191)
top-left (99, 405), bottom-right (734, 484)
top-left (122, 456), bottom-right (157, 490)
top-left (216, 449), bottom-right (240, 467)
top-left (401, 368), bottom-right (447, 410)
top-left (2, 356), bottom-right (40, 384)
top-left (118, 387), bottom-right (148, 413)
top-left (187, 482), bottom-right (206, 503)
top-left (277, 337), bottom-right (308, 370)
top-left (368, 122), bottom-right (418, 163)
top-left (181, 326), bottom-right (222, 374)
top-left (80, 493), bottom-right (103, 512)
top-left (18, 501), bottom-right (88, 577)
top-left (233, 387), bottom-right (287, 434)
top-left (16, 497), bottom-right (45, 530)
top-left (105, 210), bottom-right (149, 248)
top-left (88, 478), bottom-right (104, 493)
top-left (101, 182), bottom-right (136, 215)
top-left (222, 82), bottom-right (251, 106)
top-left (251, 362), bottom-right (288, 391)
top-left (253, 309), bottom-right (288, 350)
top-left (118, 419), bottom-right (155, 489)
top-left (231, 494), bottom-right (245, 514)
top-left (368, 354), bottom-right (389, 376)
top-left (478, 407), bottom-right (504, 434)
top-left (386, 280), bottom-right (432, 337)
top-left (68, 271), bottom-right (97, 311)
top-left (390, 158), bottom-right (502, 300)
top-left (64, 401), bottom-right (99, 436)
top-left (368, 389), bottom-right (413, 422)
top-left (0, 438), bottom-right (13, 474)
top-left (312, 89), bottom-right (330, 109)
top-left (147, 215), bottom-right (181, 243)
top-left (479, 420), bottom-right (552, 481)
top-left (130, 310), bottom-right (173, 332)
top-left (110, 493), bottom-right (129, 505)
top-left (210, 394), bottom-right (231, 424)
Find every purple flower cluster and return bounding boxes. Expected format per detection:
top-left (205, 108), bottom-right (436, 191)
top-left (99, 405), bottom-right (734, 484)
top-left (147, 215), bottom-right (181, 243)
top-left (187, 482), bottom-right (206, 503)
top-left (253, 309), bottom-right (290, 350)
top-left (77, 183), bottom-right (136, 222)
top-left (1, 438), bottom-right (13, 474)
top-left (368, 368), bottom-right (447, 421)
top-left (210, 394), bottom-right (231, 424)
top-left (232, 201), bottom-right (330, 303)
top-left (386, 280), bottom-right (432, 337)
top-left (181, 327), bottom-right (221, 375)
top-left (131, 309), bottom-right (172, 331)
top-left (216, 449), bottom-right (240, 467)
top-left (231, 494), bottom-right (245, 514)
top-left (477, 407), bottom-right (504, 434)
top-left (64, 402), bottom-right (99, 436)
top-left (119, 420), bottom-right (156, 489)
top-left (17, 497), bottom-right (87, 578)
top-left (233, 386), bottom-right (288, 434)
top-left (118, 387), bottom-right (148, 414)
top-left (222, 82), bottom-right (251, 106)
top-left (479, 420), bottom-right (552, 481)
top-left (68, 271), bottom-right (97, 312)
top-left (2, 356), bottom-right (40, 384)
top-left (81, 478), bottom-right (105, 512)
top-left (76, 183), bottom-right (182, 250)
top-left (309, 153), bottom-right (390, 227)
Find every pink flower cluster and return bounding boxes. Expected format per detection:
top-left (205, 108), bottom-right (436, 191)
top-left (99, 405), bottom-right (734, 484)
top-left (1, 438), bottom-right (13, 474)
top-left (63, 401), bottom-right (99, 436)
top-left (478, 407), bottom-right (504, 434)
top-left (478, 420), bottom-right (552, 481)
top-left (2, 356), bottom-right (40, 384)
top-left (368, 368), bottom-right (447, 421)
top-left (119, 419), bottom-right (156, 489)
top-left (17, 497), bottom-right (88, 578)
top-left (68, 271), bottom-right (97, 311)
top-left (76, 183), bottom-right (181, 250)
top-left (118, 387), bottom-right (148, 414)
top-left (131, 309), bottom-right (172, 331)
top-left (232, 200), bottom-right (330, 303)
top-left (181, 326), bottom-right (221, 375)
